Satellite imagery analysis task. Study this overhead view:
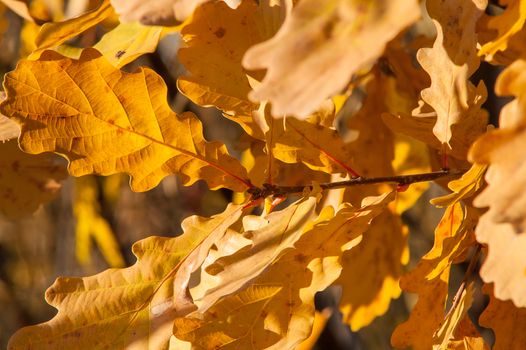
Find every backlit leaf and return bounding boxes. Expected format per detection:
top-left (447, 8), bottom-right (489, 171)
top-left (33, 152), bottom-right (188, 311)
top-left (243, 0), bottom-right (420, 118)
top-left (469, 60), bottom-right (526, 306)
top-left (478, 0), bottom-right (526, 60)
top-left (175, 192), bottom-right (394, 349)
top-left (8, 204), bottom-right (243, 349)
top-left (111, 0), bottom-right (242, 25)
top-left (417, 0), bottom-right (488, 158)
top-left (1, 49), bottom-right (251, 192)
top-left (432, 283), bottom-right (475, 349)
top-left (391, 203), bottom-right (476, 349)
top-left (93, 22), bottom-right (164, 68)
top-left (178, 0), bottom-right (285, 138)
top-left (430, 163), bottom-right (487, 208)
top-left (28, 0), bottom-right (114, 59)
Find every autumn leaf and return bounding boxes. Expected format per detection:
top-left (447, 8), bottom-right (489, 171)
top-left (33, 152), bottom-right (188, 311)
top-left (93, 22), bottom-right (164, 68)
top-left (8, 204), bottom-right (243, 349)
top-left (337, 210), bottom-right (408, 331)
top-left (479, 283), bottom-right (526, 350)
top-left (28, 0), bottom-right (114, 59)
top-left (178, 0), bottom-right (285, 138)
top-left (432, 283), bottom-right (475, 349)
top-left (478, 0), bottom-right (526, 60)
top-left (1, 49), bottom-right (251, 192)
top-left (391, 203), bottom-right (476, 349)
top-left (430, 163), bottom-right (487, 208)
top-left (469, 60), bottom-right (526, 307)
top-left (175, 192), bottom-right (394, 349)
top-left (111, 0), bottom-right (242, 25)
top-left (242, 0), bottom-right (420, 118)
top-left (336, 69), bottom-right (415, 331)
top-left (0, 140), bottom-right (66, 220)
top-left (270, 116), bottom-right (358, 177)
top-left (194, 196), bottom-right (317, 311)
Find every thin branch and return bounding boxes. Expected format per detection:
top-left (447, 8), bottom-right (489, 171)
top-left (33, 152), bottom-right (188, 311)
top-left (247, 169), bottom-right (463, 199)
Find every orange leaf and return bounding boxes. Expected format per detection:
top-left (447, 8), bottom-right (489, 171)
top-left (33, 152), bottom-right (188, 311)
top-left (1, 49), bottom-right (251, 192)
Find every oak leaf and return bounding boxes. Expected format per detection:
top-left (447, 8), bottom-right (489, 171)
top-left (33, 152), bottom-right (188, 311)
top-left (478, 0), bottom-right (526, 60)
top-left (111, 0), bottom-right (241, 25)
top-left (8, 204), bottom-right (243, 349)
top-left (337, 210), bottom-right (408, 331)
top-left (242, 0), bottom-right (420, 118)
top-left (469, 60), bottom-right (526, 306)
top-left (430, 163), bottom-right (487, 208)
top-left (178, 0), bottom-right (285, 138)
top-left (391, 203), bottom-right (476, 349)
top-left (337, 70), bottom-right (418, 331)
top-left (432, 283), bottom-right (475, 349)
top-left (28, 0), bottom-right (114, 59)
top-left (194, 196), bottom-right (317, 311)
top-left (269, 117), bottom-right (358, 177)
top-left (0, 49), bottom-right (251, 192)
top-left (175, 192), bottom-right (394, 349)
top-left (479, 283), bottom-right (526, 350)
top-left (0, 140), bottom-right (66, 220)
top-left (418, 0), bottom-right (488, 159)
top-left (93, 22), bottom-right (164, 68)
top-left (383, 0), bottom-right (488, 161)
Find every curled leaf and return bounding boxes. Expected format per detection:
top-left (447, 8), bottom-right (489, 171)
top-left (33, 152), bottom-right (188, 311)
top-left (243, 0), bottom-right (420, 118)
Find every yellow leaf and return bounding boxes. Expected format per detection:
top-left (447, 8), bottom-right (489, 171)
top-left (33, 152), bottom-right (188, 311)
top-left (337, 69), bottom-right (415, 330)
top-left (0, 140), bottom-right (66, 220)
top-left (479, 0), bottom-right (526, 60)
top-left (391, 203), bottom-right (476, 349)
top-left (93, 22), bottom-right (164, 68)
top-left (1, 49), bottom-right (251, 192)
top-left (178, 0), bottom-right (285, 138)
top-left (296, 308), bottom-right (332, 350)
top-left (469, 60), bottom-right (526, 307)
top-left (242, 0), bottom-right (420, 118)
top-left (28, 0), bottom-right (114, 59)
top-left (196, 196), bottom-right (318, 311)
top-left (270, 117), bottom-right (359, 177)
top-left (430, 163), bottom-right (487, 208)
top-left (74, 176), bottom-right (125, 268)
top-left (8, 204), bottom-right (243, 349)
top-left (432, 283), bottom-right (475, 350)
top-left (479, 283), bottom-right (526, 350)
top-left (392, 268), bottom-right (450, 350)
top-left (392, 134), bottom-right (431, 214)
top-left (337, 209), bottom-right (408, 331)
top-left (417, 0), bottom-right (488, 158)
top-left (176, 192), bottom-right (394, 349)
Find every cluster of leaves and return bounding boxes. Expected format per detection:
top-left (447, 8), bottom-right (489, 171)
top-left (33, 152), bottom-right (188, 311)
top-left (1, 0), bottom-right (526, 349)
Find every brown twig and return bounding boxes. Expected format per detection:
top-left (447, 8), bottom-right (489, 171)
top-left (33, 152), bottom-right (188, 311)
top-left (247, 169), bottom-right (462, 199)
top-left (443, 244), bottom-right (482, 320)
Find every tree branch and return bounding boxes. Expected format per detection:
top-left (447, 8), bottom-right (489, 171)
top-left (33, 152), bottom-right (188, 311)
top-left (247, 169), bottom-right (463, 199)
